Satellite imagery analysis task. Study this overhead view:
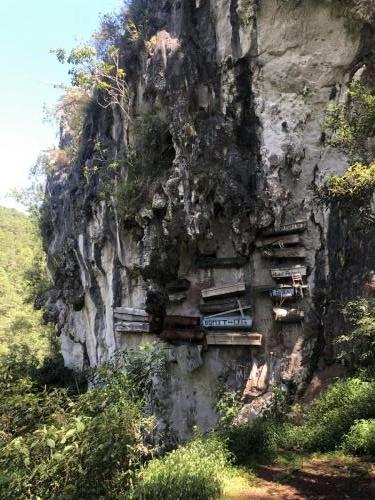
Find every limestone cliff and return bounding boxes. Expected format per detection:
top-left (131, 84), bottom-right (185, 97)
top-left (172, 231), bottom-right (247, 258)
top-left (41, 0), bottom-right (375, 439)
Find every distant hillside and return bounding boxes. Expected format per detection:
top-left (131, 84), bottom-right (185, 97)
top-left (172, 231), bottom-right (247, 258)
top-left (0, 206), bottom-right (51, 361)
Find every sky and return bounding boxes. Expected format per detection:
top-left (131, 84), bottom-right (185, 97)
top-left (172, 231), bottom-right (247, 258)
top-left (0, 0), bottom-right (123, 209)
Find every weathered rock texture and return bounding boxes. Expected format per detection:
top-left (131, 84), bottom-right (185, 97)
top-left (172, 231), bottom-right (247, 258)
top-left (42, 0), bottom-right (375, 439)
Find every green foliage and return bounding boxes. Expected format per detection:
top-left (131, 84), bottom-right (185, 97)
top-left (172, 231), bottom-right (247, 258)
top-left (225, 418), bottom-right (288, 463)
top-left (325, 81), bottom-right (375, 161)
top-left (0, 359), bottom-right (155, 499)
top-left (337, 299), bottom-right (375, 374)
top-left (129, 433), bottom-right (230, 500)
top-left (294, 378), bottom-right (375, 452)
top-left (324, 162), bottom-right (375, 205)
top-left (0, 207), bottom-right (52, 363)
top-left (342, 418), bottom-right (375, 456)
top-left (216, 387), bottom-right (242, 428)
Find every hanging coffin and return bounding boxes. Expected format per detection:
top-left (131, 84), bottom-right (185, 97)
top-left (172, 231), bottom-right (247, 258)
top-left (262, 221), bottom-right (307, 237)
top-left (269, 288), bottom-right (296, 300)
top-left (197, 256), bottom-right (247, 269)
top-left (206, 332), bottom-right (262, 346)
top-left (270, 266), bottom-right (307, 279)
top-left (164, 316), bottom-right (201, 329)
top-left (114, 306), bottom-right (147, 316)
top-left (166, 278), bottom-right (191, 293)
top-left (262, 247), bottom-right (306, 259)
top-left (202, 315), bottom-right (253, 329)
top-left (273, 307), bottom-right (304, 323)
top-left (255, 234), bottom-right (300, 249)
top-left (201, 282), bottom-right (246, 300)
top-left (115, 321), bottom-right (151, 333)
top-left (160, 329), bottom-right (204, 341)
top-left (168, 292), bottom-right (187, 304)
top-left (199, 298), bottom-right (242, 314)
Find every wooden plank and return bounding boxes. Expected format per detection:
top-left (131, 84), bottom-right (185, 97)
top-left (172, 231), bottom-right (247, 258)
top-left (206, 332), bottom-right (262, 346)
top-left (269, 288), bottom-right (296, 300)
top-left (202, 315), bottom-right (253, 329)
top-left (197, 256), bottom-right (247, 269)
top-left (114, 312), bottom-right (150, 322)
top-left (115, 321), bottom-right (151, 333)
top-left (262, 247), bottom-right (306, 259)
top-left (270, 266), bottom-right (307, 279)
top-left (199, 298), bottom-right (241, 314)
top-left (255, 234), bottom-right (300, 248)
top-left (166, 278), bottom-right (191, 292)
top-left (168, 292), bottom-right (187, 304)
top-left (164, 316), bottom-right (201, 328)
top-left (273, 307), bottom-right (304, 323)
top-left (114, 306), bottom-right (147, 316)
top-left (202, 282), bottom-right (246, 300)
top-left (160, 330), bottom-right (204, 341)
top-left (262, 221), bottom-right (307, 237)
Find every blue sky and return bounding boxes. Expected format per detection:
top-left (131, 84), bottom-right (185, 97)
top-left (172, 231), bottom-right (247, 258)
top-left (0, 0), bottom-right (123, 209)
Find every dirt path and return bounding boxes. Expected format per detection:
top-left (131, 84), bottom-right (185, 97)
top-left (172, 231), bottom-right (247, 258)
top-left (224, 454), bottom-right (375, 500)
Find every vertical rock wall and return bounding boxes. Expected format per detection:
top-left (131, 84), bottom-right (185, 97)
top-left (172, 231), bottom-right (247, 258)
top-left (42, 0), bottom-right (374, 439)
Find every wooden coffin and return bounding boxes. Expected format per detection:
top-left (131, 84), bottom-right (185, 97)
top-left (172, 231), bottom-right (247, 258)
top-left (206, 332), bottom-right (262, 346)
top-left (270, 266), bottom-right (307, 279)
top-left (114, 306), bottom-right (147, 316)
top-left (115, 321), bottom-right (151, 333)
top-left (273, 308), bottom-right (304, 323)
top-left (255, 234), bottom-right (300, 249)
top-left (269, 288), bottom-right (296, 300)
top-left (201, 282), bottom-right (246, 300)
top-left (166, 278), bottom-right (191, 293)
top-left (199, 298), bottom-right (241, 314)
top-left (262, 247), bottom-right (306, 259)
top-left (202, 315), bottom-right (253, 329)
top-left (114, 312), bottom-right (150, 322)
top-left (168, 292), bottom-right (187, 304)
top-left (160, 329), bottom-right (204, 341)
top-left (197, 256), bottom-right (247, 269)
top-left (164, 316), bottom-right (201, 328)
top-left (262, 221), bottom-right (307, 237)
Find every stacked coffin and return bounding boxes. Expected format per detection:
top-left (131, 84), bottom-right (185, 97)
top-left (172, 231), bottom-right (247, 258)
top-left (114, 307), bottom-right (151, 333)
top-left (200, 281), bottom-right (262, 346)
top-left (160, 315), bottom-right (203, 342)
top-left (257, 220), bottom-right (308, 324)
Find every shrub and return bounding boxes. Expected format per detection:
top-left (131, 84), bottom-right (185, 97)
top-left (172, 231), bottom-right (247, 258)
top-left (342, 418), bottom-right (375, 456)
top-left (0, 359), bottom-right (155, 499)
top-left (129, 433), bottom-right (230, 500)
top-left (225, 418), bottom-right (286, 463)
top-left (324, 162), bottom-right (375, 205)
top-left (298, 378), bottom-right (375, 451)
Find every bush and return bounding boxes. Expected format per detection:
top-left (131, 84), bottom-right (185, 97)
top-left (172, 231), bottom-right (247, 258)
top-left (0, 360), bottom-right (155, 499)
top-left (324, 162), bottom-right (375, 205)
top-left (342, 419), bottom-right (375, 456)
top-left (298, 378), bottom-right (375, 452)
top-left (129, 434), bottom-right (230, 500)
top-left (225, 418), bottom-right (286, 463)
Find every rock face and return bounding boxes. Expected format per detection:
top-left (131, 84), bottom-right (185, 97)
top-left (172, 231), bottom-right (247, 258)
top-left (42, 0), bottom-right (375, 439)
